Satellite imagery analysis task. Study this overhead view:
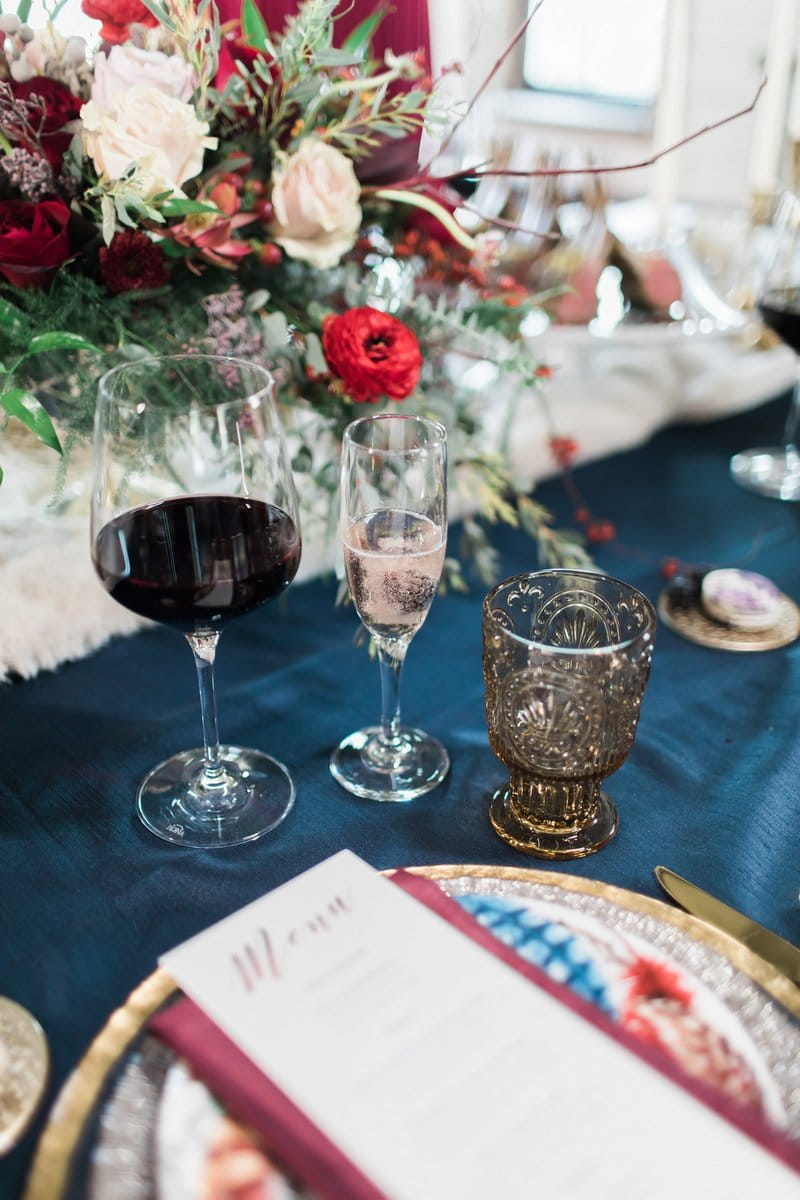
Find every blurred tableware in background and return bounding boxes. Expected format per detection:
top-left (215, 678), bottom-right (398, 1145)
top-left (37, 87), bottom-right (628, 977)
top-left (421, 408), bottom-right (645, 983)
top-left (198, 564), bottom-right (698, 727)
top-left (731, 188), bottom-right (800, 499)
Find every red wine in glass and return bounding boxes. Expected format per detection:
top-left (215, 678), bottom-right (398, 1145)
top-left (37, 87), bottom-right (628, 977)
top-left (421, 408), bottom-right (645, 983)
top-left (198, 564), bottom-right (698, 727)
top-left (758, 288), bottom-right (800, 352)
top-left (731, 191), bottom-right (800, 500)
top-left (93, 496), bottom-right (300, 631)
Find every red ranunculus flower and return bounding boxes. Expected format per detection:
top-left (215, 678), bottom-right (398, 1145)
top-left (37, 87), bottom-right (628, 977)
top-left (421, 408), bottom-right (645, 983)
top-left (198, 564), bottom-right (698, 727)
top-left (321, 307), bottom-right (423, 403)
top-left (10, 77), bottom-right (82, 172)
top-left (81, 0), bottom-right (159, 45)
top-left (99, 230), bottom-right (168, 294)
top-left (0, 199), bottom-right (71, 289)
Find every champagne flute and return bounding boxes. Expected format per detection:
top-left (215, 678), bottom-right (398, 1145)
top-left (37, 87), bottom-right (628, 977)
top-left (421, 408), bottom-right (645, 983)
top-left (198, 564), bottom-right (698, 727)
top-left (330, 414), bottom-right (449, 801)
top-left (731, 189), bottom-right (800, 499)
top-left (91, 355), bottom-right (302, 849)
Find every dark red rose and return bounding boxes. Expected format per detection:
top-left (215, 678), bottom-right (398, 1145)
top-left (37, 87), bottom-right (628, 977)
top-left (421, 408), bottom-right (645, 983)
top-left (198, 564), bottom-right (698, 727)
top-left (99, 230), bottom-right (168, 294)
top-left (10, 77), bottom-right (82, 172)
top-left (81, 0), bottom-right (159, 45)
top-left (0, 199), bottom-right (71, 289)
top-left (322, 307), bottom-right (423, 403)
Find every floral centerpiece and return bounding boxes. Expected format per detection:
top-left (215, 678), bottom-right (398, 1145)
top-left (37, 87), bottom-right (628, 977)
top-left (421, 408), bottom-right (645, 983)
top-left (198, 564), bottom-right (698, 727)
top-left (0, 0), bottom-right (597, 586)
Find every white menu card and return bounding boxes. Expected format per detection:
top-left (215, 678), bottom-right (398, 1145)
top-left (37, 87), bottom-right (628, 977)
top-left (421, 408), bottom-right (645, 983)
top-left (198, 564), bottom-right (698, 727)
top-left (161, 851), bottom-right (799, 1199)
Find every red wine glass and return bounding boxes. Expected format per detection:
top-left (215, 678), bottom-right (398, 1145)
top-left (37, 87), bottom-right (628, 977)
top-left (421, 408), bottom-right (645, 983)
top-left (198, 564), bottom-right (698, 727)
top-left (731, 190), bottom-right (800, 499)
top-left (91, 355), bottom-right (302, 848)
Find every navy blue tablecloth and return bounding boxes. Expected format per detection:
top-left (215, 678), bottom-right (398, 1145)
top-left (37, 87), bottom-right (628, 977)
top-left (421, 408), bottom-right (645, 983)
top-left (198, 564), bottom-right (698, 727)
top-left (4, 393), bottom-right (800, 1197)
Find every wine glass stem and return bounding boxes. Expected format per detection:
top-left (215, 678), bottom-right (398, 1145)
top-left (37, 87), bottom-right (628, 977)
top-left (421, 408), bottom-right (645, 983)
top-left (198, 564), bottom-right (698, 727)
top-left (783, 366), bottom-right (800, 455)
top-left (377, 641), bottom-right (407, 748)
top-left (187, 631), bottom-right (225, 787)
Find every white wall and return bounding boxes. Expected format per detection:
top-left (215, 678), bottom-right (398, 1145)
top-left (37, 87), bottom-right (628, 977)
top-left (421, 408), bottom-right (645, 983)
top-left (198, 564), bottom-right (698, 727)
top-left (427, 0), bottom-right (786, 215)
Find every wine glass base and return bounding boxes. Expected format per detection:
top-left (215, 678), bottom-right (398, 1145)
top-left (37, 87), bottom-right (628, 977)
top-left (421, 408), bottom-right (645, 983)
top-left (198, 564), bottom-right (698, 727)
top-left (136, 745), bottom-right (295, 849)
top-left (489, 786), bottom-right (618, 859)
top-left (729, 447), bottom-right (800, 500)
top-left (329, 726), bottom-right (450, 802)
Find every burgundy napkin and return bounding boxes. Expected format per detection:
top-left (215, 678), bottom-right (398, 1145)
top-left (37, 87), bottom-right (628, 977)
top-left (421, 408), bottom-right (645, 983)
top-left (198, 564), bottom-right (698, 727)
top-left (150, 871), bottom-right (800, 1197)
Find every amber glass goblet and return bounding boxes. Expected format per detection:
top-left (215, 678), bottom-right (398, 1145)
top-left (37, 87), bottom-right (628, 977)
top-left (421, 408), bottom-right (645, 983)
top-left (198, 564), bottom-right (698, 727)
top-left (483, 569), bottom-right (655, 859)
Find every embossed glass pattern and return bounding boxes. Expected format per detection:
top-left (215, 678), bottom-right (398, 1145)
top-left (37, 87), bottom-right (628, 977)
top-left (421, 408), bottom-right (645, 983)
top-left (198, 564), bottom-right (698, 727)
top-left (483, 570), bottom-right (655, 858)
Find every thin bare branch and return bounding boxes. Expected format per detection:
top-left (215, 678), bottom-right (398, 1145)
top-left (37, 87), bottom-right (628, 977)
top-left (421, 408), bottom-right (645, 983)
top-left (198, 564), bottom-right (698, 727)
top-left (447, 76), bottom-right (768, 183)
top-left (421, 0), bottom-right (546, 171)
top-left (458, 202), bottom-right (560, 241)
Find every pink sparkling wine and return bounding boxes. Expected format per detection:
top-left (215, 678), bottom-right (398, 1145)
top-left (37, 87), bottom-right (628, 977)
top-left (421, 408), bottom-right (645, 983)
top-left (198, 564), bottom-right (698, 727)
top-left (344, 509), bottom-right (445, 641)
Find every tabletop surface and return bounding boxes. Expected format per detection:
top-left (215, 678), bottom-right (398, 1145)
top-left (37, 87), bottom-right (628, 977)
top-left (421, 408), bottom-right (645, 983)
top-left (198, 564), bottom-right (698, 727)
top-left (3, 390), bottom-right (800, 1197)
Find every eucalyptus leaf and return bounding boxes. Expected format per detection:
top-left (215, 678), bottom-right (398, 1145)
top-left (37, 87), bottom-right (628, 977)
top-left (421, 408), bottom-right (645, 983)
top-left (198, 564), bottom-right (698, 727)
top-left (304, 331), bottom-right (328, 376)
top-left (246, 289), bottom-right (271, 311)
top-left (261, 311), bottom-right (290, 350)
top-left (101, 195), bottom-right (116, 246)
top-left (1, 387), bottom-right (62, 453)
top-left (114, 198), bottom-right (137, 229)
top-left (313, 48), bottom-right (363, 67)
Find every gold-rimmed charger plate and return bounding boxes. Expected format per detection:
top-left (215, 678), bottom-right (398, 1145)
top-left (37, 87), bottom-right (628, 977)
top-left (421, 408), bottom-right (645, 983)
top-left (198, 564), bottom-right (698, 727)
top-left (658, 588), bottom-right (800, 651)
top-left (23, 865), bottom-right (800, 1200)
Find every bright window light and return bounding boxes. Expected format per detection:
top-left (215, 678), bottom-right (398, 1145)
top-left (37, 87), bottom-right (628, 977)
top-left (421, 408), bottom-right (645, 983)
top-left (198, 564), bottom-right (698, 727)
top-left (524, 0), bottom-right (668, 106)
top-left (21, 1), bottom-right (98, 42)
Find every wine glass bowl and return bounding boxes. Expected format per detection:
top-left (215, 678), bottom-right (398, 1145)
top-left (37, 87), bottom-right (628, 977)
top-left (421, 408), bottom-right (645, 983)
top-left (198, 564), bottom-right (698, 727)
top-left (330, 414), bottom-right (449, 802)
top-left (91, 354), bottom-right (301, 848)
top-left (483, 570), bottom-right (655, 859)
top-left (730, 190), bottom-right (800, 499)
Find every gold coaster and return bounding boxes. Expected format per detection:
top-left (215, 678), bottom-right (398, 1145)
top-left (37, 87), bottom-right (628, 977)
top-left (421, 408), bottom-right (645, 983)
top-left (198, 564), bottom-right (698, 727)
top-left (658, 588), bottom-right (800, 651)
top-left (0, 997), bottom-right (49, 1154)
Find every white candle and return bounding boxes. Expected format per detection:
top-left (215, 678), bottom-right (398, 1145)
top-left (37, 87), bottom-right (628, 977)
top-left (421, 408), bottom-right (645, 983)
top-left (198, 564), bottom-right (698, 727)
top-left (788, 17), bottom-right (800, 137)
top-left (651, 0), bottom-right (691, 237)
top-left (749, 0), bottom-right (798, 196)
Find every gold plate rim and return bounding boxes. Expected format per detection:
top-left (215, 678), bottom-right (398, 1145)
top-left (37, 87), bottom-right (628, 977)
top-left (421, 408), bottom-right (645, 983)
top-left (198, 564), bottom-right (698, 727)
top-left (22, 864), bottom-right (800, 1200)
top-left (658, 588), bottom-right (800, 651)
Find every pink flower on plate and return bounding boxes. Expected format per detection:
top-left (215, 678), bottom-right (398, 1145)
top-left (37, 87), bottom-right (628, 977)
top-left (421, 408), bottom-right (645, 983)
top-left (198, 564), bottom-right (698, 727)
top-left (620, 954), bottom-right (767, 1117)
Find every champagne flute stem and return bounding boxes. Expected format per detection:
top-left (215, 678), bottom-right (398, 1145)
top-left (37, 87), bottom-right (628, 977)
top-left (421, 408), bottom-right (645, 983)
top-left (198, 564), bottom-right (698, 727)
top-left (377, 641), bottom-right (407, 748)
top-left (187, 631), bottom-right (226, 790)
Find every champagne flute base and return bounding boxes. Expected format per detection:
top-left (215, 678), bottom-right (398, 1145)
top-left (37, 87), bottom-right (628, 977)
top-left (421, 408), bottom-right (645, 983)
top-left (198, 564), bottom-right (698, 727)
top-left (136, 745), bottom-right (295, 848)
top-left (329, 726), bottom-right (449, 802)
top-left (730, 446), bottom-right (800, 499)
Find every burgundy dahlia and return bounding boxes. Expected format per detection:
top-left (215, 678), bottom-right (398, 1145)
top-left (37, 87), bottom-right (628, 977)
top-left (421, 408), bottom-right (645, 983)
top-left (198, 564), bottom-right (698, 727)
top-left (99, 230), bottom-right (168, 294)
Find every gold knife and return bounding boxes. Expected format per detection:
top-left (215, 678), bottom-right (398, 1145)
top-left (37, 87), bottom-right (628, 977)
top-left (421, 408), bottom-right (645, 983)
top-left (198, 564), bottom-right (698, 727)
top-left (654, 866), bottom-right (800, 987)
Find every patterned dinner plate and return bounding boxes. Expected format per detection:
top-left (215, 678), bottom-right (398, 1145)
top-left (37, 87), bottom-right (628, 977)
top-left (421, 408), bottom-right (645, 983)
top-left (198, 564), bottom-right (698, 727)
top-left (23, 866), bottom-right (800, 1200)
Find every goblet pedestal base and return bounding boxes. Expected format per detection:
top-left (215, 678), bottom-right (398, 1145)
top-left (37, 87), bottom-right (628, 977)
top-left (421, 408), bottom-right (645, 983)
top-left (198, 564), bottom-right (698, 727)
top-left (730, 447), bottom-right (800, 500)
top-left (136, 745), bottom-right (295, 849)
top-left (489, 785), bottom-right (618, 859)
top-left (330, 725), bottom-right (449, 802)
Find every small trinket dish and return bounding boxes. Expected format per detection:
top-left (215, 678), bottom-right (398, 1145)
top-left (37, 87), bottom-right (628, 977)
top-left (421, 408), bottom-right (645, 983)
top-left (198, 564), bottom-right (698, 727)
top-left (700, 569), bottom-right (782, 632)
top-left (658, 568), bottom-right (800, 652)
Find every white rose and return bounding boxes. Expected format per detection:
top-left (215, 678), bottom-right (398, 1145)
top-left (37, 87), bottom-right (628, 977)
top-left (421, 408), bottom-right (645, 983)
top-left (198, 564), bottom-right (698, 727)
top-left (269, 139), bottom-right (361, 270)
top-left (91, 46), bottom-right (195, 116)
top-left (80, 87), bottom-right (216, 200)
